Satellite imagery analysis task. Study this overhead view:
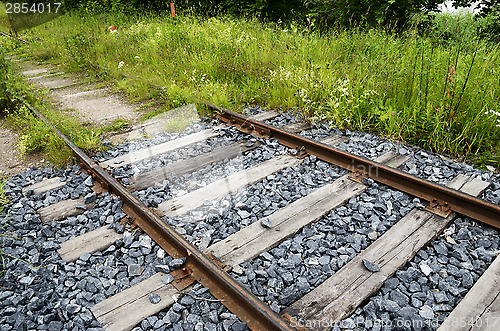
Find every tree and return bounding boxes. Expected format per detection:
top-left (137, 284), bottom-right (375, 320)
top-left (304, 0), bottom-right (450, 29)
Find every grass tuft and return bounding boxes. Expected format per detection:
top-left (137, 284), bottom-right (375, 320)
top-left (0, 56), bottom-right (105, 167)
top-left (3, 11), bottom-right (500, 167)
top-left (0, 178), bottom-right (9, 214)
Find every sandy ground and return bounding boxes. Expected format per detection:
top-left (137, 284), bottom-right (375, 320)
top-left (0, 118), bottom-right (46, 176)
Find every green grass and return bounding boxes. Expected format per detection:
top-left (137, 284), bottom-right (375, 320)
top-left (0, 2), bottom-right (10, 32)
top-left (0, 178), bottom-right (9, 213)
top-left (0, 55), bottom-right (104, 166)
top-left (4, 11), bottom-right (500, 168)
top-left (103, 118), bottom-right (131, 133)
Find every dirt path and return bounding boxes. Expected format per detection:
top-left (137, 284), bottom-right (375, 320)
top-left (15, 59), bottom-right (143, 126)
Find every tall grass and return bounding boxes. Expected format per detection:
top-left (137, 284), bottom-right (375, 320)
top-left (9, 12), bottom-right (500, 166)
top-left (0, 179), bottom-right (8, 213)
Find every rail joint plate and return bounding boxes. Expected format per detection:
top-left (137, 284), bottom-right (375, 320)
top-left (170, 268), bottom-right (196, 291)
top-left (348, 170), bottom-right (368, 183)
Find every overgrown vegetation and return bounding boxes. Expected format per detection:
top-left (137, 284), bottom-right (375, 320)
top-left (1, 1), bottom-right (499, 168)
top-left (61, 0), bottom-right (500, 32)
top-left (0, 179), bottom-right (9, 213)
top-left (102, 118), bottom-right (130, 133)
top-left (6, 9), bottom-right (498, 168)
top-left (0, 56), bottom-right (103, 166)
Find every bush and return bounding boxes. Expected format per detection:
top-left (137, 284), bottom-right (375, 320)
top-left (479, 3), bottom-right (500, 42)
top-left (304, 0), bottom-right (444, 30)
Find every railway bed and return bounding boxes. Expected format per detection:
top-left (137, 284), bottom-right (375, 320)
top-left (1, 57), bottom-right (500, 331)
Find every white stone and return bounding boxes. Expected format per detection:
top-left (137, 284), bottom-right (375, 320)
top-left (419, 263), bottom-right (432, 276)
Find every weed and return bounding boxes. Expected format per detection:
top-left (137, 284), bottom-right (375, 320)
top-left (5, 11), bottom-right (499, 167)
top-left (0, 179), bottom-right (9, 214)
top-left (0, 56), bottom-right (104, 166)
top-left (141, 107), bottom-right (167, 121)
top-left (103, 118), bottom-right (131, 133)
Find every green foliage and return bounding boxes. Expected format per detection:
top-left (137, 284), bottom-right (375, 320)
top-left (413, 8), bottom-right (500, 47)
top-left (63, 0), bottom-right (168, 13)
top-left (0, 58), bottom-right (10, 114)
top-left (63, 30), bottom-right (97, 69)
top-left (103, 118), bottom-right (130, 133)
top-left (19, 11), bottom-right (500, 167)
top-left (0, 57), bottom-right (21, 114)
top-left (59, 0), bottom-right (500, 33)
top-left (7, 105), bottom-right (58, 157)
top-left (305, 0), bottom-right (446, 30)
top-left (0, 42), bottom-right (104, 166)
top-left (4, 101), bottom-right (104, 167)
top-left (0, 179), bottom-right (9, 213)
top-left (479, 3), bottom-right (500, 42)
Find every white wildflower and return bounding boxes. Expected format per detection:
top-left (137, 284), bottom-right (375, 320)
top-left (361, 89), bottom-right (378, 98)
top-left (200, 74), bottom-right (207, 83)
top-left (335, 79), bottom-right (351, 97)
top-left (485, 109), bottom-right (500, 127)
top-left (118, 61), bottom-right (125, 69)
top-left (189, 69), bottom-right (197, 83)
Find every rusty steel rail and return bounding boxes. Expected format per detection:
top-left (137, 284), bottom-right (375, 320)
top-left (20, 98), bottom-right (295, 331)
top-left (206, 103), bottom-right (500, 229)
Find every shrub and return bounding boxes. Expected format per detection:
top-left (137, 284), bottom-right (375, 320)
top-left (479, 3), bottom-right (500, 42)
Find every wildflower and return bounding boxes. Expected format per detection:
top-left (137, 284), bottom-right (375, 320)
top-left (485, 109), bottom-right (500, 127)
top-left (118, 61), bottom-right (124, 69)
top-left (361, 89), bottom-right (378, 99)
top-left (135, 56), bottom-right (140, 60)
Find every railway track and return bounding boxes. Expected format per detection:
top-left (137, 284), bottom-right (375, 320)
top-left (1, 50), bottom-right (500, 331)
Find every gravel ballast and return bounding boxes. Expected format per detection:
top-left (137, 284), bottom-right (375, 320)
top-left (2, 109), bottom-right (500, 331)
top-left (340, 216), bottom-right (499, 331)
top-left (230, 181), bottom-right (424, 313)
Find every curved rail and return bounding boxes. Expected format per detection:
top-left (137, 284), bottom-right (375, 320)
top-left (8, 42), bottom-right (496, 229)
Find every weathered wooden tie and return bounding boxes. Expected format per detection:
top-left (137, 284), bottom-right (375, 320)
top-left (282, 121), bottom-right (311, 133)
top-left (438, 254), bottom-right (500, 331)
top-left (58, 226), bottom-right (123, 262)
top-left (128, 140), bottom-right (259, 191)
top-left (21, 67), bottom-right (51, 76)
top-left (319, 135), bottom-right (349, 146)
top-left (157, 154), bottom-right (300, 217)
top-left (90, 273), bottom-right (178, 331)
top-left (111, 104), bottom-right (200, 142)
top-left (38, 197), bottom-right (93, 223)
top-left (206, 152), bottom-right (409, 267)
top-left (283, 174), bottom-right (490, 330)
top-left (129, 132), bottom-right (346, 192)
top-left (22, 177), bottom-right (66, 196)
top-left (248, 110), bottom-right (280, 122)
